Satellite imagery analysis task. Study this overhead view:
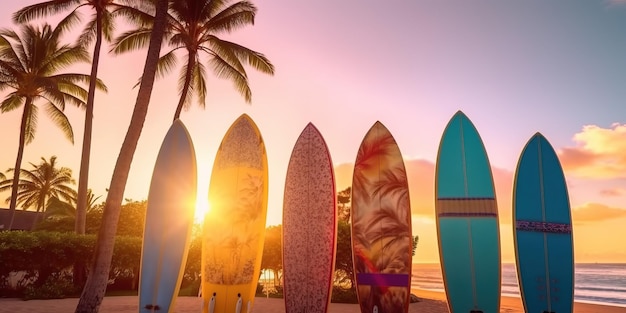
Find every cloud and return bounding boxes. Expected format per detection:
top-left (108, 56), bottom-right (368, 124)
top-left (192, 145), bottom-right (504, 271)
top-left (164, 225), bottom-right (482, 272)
top-left (558, 123), bottom-right (626, 179)
top-left (605, 0), bottom-right (626, 6)
top-left (572, 202), bottom-right (626, 223)
top-left (600, 188), bottom-right (626, 197)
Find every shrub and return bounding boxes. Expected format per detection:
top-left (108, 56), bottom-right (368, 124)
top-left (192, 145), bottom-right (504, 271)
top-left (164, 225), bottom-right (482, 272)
top-left (0, 231), bottom-right (149, 298)
top-left (23, 273), bottom-right (78, 300)
top-left (331, 286), bottom-right (358, 303)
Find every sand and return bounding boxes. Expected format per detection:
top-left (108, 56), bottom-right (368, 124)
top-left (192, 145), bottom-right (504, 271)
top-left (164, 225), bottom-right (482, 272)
top-left (0, 290), bottom-right (624, 313)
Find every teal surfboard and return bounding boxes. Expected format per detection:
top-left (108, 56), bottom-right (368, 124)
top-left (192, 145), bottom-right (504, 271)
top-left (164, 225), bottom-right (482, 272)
top-left (435, 111), bottom-right (501, 313)
top-left (139, 120), bottom-right (197, 313)
top-left (513, 133), bottom-right (574, 313)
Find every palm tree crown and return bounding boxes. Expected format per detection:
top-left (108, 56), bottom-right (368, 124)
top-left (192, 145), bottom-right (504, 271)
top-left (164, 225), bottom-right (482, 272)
top-left (0, 156), bottom-right (77, 213)
top-left (113, 0), bottom-right (275, 120)
top-left (0, 22), bottom-right (101, 141)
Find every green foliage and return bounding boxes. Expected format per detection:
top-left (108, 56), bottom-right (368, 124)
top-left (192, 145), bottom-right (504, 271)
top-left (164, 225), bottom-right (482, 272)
top-left (35, 209), bottom-right (102, 234)
top-left (31, 200), bottom-right (145, 236)
top-left (180, 235), bottom-right (202, 295)
top-left (412, 235), bottom-right (419, 257)
top-left (23, 273), bottom-right (78, 300)
top-left (337, 187), bottom-right (352, 221)
top-left (261, 225), bottom-right (282, 285)
top-left (116, 200), bottom-right (147, 237)
top-left (334, 220), bottom-right (355, 289)
top-left (0, 231), bottom-right (143, 298)
top-left (331, 285), bottom-right (358, 303)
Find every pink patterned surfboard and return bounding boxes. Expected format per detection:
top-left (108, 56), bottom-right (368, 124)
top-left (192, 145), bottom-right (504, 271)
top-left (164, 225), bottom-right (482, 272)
top-left (351, 121), bottom-right (413, 313)
top-left (283, 123), bottom-right (338, 313)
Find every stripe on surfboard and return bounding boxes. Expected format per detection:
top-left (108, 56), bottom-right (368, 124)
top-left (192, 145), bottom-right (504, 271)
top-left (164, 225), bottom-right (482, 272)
top-left (438, 212), bottom-right (497, 217)
top-left (356, 273), bottom-right (410, 287)
top-left (437, 197), bottom-right (495, 200)
top-left (516, 220), bottom-right (572, 234)
top-left (437, 197), bottom-right (497, 217)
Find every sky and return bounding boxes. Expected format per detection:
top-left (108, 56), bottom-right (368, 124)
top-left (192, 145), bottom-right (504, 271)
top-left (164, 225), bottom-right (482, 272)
top-left (1, 0), bottom-right (626, 263)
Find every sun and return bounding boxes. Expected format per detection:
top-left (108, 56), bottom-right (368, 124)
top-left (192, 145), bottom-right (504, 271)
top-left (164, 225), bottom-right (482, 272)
top-left (194, 197), bottom-right (211, 224)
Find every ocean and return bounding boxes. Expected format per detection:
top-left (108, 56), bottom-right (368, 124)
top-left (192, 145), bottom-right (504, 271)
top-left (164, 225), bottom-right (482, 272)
top-left (411, 263), bottom-right (626, 307)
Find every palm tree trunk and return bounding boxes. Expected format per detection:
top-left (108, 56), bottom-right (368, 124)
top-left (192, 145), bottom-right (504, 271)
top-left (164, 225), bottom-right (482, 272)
top-left (75, 1), bottom-right (169, 312)
top-left (31, 196), bottom-right (46, 230)
top-left (7, 98), bottom-right (32, 230)
top-left (173, 51), bottom-right (196, 121)
top-left (76, 8), bottom-right (104, 235)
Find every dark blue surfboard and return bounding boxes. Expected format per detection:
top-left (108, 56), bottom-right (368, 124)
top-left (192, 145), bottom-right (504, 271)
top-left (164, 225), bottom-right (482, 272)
top-left (513, 133), bottom-right (574, 313)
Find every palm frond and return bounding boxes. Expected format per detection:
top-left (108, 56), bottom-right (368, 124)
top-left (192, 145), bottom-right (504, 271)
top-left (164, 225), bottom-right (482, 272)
top-left (53, 9), bottom-right (83, 38)
top-left (77, 18), bottom-right (97, 48)
top-left (177, 60), bottom-right (194, 110)
top-left (44, 103), bottom-right (74, 144)
top-left (111, 2), bottom-right (155, 27)
top-left (206, 0), bottom-right (230, 18)
top-left (0, 94), bottom-right (23, 113)
top-left (40, 45), bottom-right (90, 75)
top-left (209, 53), bottom-right (251, 102)
top-left (192, 61), bottom-right (208, 108)
top-left (24, 104), bottom-right (38, 145)
top-left (204, 1), bottom-right (257, 33)
top-left (155, 49), bottom-right (179, 78)
top-left (101, 10), bottom-right (116, 43)
top-left (209, 39), bottom-right (274, 74)
top-left (12, 0), bottom-right (81, 23)
top-left (0, 29), bottom-right (28, 71)
top-left (38, 89), bottom-right (67, 111)
top-left (50, 73), bottom-right (107, 91)
top-left (110, 28), bottom-right (153, 54)
top-left (204, 38), bottom-right (246, 74)
top-left (57, 82), bottom-right (89, 106)
top-left (167, 33), bottom-right (188, 48)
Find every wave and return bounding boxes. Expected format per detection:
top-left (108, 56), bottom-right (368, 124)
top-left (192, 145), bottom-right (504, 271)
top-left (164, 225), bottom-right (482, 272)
top-left (410, 263), bottom-right (626, 307)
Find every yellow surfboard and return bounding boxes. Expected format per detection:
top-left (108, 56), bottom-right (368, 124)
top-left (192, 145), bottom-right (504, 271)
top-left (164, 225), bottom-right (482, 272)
top-left (202, 114), bottom-right (268, 313)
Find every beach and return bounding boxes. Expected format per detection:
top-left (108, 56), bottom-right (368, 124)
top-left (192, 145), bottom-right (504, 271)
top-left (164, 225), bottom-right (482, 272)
top-left (1, 289), bottom-right (624, 313)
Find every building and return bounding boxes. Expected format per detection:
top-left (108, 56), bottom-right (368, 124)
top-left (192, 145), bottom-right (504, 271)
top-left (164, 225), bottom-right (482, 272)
top-left (0, 208), bottom-right (42, 231)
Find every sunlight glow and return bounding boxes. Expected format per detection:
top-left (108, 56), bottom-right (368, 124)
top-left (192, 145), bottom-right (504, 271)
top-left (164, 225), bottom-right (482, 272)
top-left (194, 197), bottom-right (211, 224)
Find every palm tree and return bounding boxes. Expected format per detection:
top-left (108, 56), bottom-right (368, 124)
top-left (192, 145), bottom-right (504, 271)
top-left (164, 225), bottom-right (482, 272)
top-left (112, 0), bottom-right (275, 121)
top-left (0, 156), bottom-right (77, 229)
top-left (45, 189), bottom-right (101, 220)
top-left (13, 0), bottom-right (151, 235)
top-left (75, 0), bottom-right (169, 311)
top-left (0, 156), bottom-right (76, 212)
top-left (0, 22), bottom-right (106, 230)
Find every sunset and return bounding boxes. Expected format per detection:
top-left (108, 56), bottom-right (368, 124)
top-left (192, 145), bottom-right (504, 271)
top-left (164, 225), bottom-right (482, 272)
top-left (0, 0), bottom-right (625, 312)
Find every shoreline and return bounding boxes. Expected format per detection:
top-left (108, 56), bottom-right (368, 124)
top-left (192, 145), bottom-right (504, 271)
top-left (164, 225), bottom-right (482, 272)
top-left (412, 288), bottom-right (626, 313)
top-left (412, 288), bottom-right (626, 309)
top-left (0, 289), bottom-right (624, 313)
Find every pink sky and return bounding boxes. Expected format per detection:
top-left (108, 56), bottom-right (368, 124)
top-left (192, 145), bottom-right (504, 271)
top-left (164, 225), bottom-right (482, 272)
top-left (1, 1), bottom-right (625, 263)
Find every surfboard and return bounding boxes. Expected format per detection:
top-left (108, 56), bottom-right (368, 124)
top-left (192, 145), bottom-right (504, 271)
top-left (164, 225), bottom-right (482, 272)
top-left (513, 133), bottom-right (574, 313)
top-left (202, 114), bottom-right (268, 313)
top-left (139, 119), bottom-right (197, 313)
top-left (283, 122), bottom-right (337, 313)
top-left (351, 121), bottom-right (413, 313)
top-left (435, 111), bottom-right (501, 313)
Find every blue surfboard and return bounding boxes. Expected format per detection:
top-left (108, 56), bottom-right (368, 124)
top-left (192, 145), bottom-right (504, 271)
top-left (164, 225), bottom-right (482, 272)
top-left (139, 120), bottom-right (197, 313)
top-left (513, 133), bottom-right (574, 313)
top-left (435, 111), bottom-right (501, 313)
